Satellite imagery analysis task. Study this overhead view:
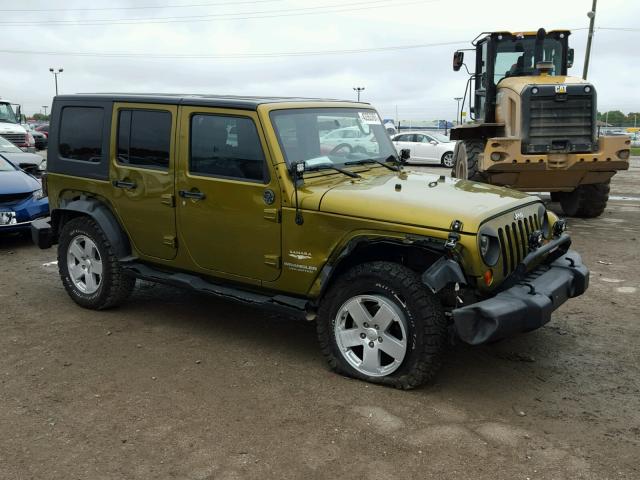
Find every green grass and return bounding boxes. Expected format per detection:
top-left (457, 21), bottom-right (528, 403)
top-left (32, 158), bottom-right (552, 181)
top-left (631, 147), bottom-right (640, 157)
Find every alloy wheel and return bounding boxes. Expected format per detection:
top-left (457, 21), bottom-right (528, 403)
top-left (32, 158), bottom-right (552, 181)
top-left (67, 235), bottom-right (103, 294)
top-left (334, 294), bottom-right (408, 377)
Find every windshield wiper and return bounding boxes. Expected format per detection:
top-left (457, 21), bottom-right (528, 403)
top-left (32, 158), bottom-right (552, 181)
top-left (307, 164), bottom-right (361, 178)
top-left (345, 155), bottom-right (400, 171)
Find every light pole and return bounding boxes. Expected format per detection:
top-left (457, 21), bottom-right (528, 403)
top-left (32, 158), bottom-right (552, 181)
top-left (49, 67), bottom-right (63, 96)
top-left (353, 87), bottom-right (365, 102)
top-left (454, 97), bottom-right (463, 125)
top-left (42, 106), bottom-right (48, 116)
top-left (583, 0), bottom-right (597, 80)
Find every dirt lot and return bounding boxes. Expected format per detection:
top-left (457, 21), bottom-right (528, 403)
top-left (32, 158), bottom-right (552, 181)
top-left (1, 160), bottom-right (639, 480)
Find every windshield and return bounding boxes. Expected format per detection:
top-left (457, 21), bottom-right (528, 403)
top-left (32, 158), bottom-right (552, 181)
top-left (430, 132), bottom-right (450, 143)
top-left (0, 103), bottom-right (19, 124)
top-left (494, 37), bottom-right (565, 84)
top-left (0, 156), bottom-right (17, 171)
top-left (270, 108), bottom-right (397, 168)
top-left (0, 135), bottom-right (22, 153)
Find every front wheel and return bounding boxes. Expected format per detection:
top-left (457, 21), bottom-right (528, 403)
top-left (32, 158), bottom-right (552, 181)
top-left (316, 262), bottom-right (448, 389)
top-left (451, 139), bottom-right (486, 182)
top-left (58, 217), bottom-right (135, 310)
top-left (557, 181), bottom-right (610, 218)
top-left (441, 151), bottom-right (455, 168)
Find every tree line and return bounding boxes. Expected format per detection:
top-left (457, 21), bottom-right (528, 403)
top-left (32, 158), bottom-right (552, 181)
top-left (597, 111), bottom-right (640, 127)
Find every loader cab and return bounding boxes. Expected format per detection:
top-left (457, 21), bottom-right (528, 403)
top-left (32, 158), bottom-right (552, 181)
top-left (469, 29), bottom-right (572, 123)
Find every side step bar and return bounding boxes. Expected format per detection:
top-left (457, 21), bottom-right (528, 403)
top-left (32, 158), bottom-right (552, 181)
top-left (122, 262), bottom-right (309, 320)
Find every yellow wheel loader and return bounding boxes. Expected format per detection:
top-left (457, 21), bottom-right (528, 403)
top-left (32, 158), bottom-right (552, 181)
top-left (450, 28), bottom-right (630, 218)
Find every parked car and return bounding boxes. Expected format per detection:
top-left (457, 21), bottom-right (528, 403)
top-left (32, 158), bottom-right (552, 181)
top-left (32, 93), bottom-right (588, 389)
top-left (320, 126), bottom-right (377, 155)
top-left (0, 155), bottom-right (48, 233)
top-left (0, 135), bottom-right (46, 176)
top-left (391, 131), bottom-right (456, 167)
top-left (35, 124), bottom-right (49, 137)
top-left (24, 124), bottom-right (48, 150)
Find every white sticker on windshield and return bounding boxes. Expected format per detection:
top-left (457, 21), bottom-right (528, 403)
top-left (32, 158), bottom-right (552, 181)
top-left (358, 111), bottom-right (382, 125)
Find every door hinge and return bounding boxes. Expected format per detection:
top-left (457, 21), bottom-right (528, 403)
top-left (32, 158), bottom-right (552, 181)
top-left (161, 194), bottom-right (175, 207)
top-left (163, 235), bottom-right (177, 248)
top-left (263, 254), bottom-right (281, 268)
top-left (263, 208), bottom-right (280, 223)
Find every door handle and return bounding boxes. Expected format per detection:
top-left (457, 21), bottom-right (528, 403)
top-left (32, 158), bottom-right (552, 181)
top-left (112, 180), bottom-right (137, 190)
top-left (179, 190), bottom-right (206, 200)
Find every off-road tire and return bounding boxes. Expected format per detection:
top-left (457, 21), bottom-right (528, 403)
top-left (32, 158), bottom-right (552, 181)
top-left (558, 181), bottom-right (610, 218)
top-left (58, 216), bottom-right (135, 309)
top-left (451, 139), bottom-right (487, 182)
top-left (316, 261), bottom-right (448, 389)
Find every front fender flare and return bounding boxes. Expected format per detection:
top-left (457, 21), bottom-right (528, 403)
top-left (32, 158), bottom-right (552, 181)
top-left (421, 257), bottom-right (467, 293)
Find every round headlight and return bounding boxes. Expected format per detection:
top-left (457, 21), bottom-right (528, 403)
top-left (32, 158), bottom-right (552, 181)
top-left (584, 86), bottom-right (592, 93)
top-left (537, 204), bottom-right (551, 238)
top-left (532, 87), bottom-right (539, 94)
top-left (479, 234), bottom-right (500, 266)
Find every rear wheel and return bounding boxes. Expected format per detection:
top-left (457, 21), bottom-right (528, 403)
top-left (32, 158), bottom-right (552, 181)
top-left (558, 181), bottom-right (610, 218)
top-left (316, 261), bottom-right (448, 389)
top-left (58, 217), bottom-right (135, 309)
top-left (451, 139), bottom-right (486, 182)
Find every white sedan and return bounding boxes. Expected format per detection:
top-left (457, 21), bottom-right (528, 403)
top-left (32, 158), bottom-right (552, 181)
top-left (391, 131), bottom-right (456, 167)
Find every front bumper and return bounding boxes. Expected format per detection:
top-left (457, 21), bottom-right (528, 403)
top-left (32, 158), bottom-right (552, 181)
top-left (480, 136), bottom-right (630, 191)
top-left (452, 249), bottom-right (588, 345)
top-left (0, 197), bottom-right (49, 233)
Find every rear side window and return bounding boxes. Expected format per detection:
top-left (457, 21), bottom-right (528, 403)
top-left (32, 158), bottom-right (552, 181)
top-left (190, 114), bottom-right (266, 182)
top-left (58, 107), bottom-right (104, 162)
top-left (117, 109), bottom-right (172, 169)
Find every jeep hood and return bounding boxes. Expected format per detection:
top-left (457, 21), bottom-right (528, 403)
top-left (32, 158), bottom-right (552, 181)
top-left (306, 170), bottom-right (537, 233)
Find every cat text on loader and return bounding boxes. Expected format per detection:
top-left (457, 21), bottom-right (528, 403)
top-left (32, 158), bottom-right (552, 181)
top-left (450, 28), bottom-right (630, 218)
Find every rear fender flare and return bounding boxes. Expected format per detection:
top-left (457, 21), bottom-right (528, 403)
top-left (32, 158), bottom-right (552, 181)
top-left (52, 198), bottom-right (131, 259)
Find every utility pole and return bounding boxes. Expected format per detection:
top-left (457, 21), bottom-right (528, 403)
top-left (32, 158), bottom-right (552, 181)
top-left (353, 87), bottom-right (365, 102)
top-left (583, 0), bottom-right (597, 80)
top-left (42, 106), bottom-right (48, 116)
top-left (49, 67), bottom-right (64, 96)
top-left (454, 97), bottom-right (463, 125)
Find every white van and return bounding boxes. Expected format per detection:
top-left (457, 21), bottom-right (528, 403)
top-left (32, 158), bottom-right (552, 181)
top-left (0, 99), bottom-right (35, 153)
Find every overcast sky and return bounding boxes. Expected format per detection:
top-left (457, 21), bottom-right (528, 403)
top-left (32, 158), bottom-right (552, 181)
top-left (0, 0), bottom-right (638, 120)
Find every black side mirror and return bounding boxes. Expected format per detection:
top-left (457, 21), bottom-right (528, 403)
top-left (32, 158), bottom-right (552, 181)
top-left (290, 161), bottom-right (305, 183)
top-left (453, 51), bottom-right (464, 72)
top-left (400, 149), bottom-right (410, 162)
top-left (567, 48), bottom-right (575, 68)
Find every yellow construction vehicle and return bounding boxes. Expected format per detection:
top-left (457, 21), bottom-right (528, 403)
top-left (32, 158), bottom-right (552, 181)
top-left (450, 28), bottom-right (630, 217)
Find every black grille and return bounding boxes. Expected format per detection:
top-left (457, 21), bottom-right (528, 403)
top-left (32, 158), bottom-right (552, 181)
top-left (497, 213), bottom-right (541, 277)
top-left (524, 95), bottom-right (594, 154)
top-left (0, 133), bottom-right (25, 145)
top-left (0, 192), bottom-right (32, 205)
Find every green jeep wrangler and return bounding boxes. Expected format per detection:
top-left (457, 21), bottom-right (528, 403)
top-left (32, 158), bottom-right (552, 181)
top-left (32, 94), bottom-right (589, 389)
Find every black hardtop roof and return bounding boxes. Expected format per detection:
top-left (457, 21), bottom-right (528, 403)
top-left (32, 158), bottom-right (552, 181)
top-left (54, 93), bottom-right (369, 110)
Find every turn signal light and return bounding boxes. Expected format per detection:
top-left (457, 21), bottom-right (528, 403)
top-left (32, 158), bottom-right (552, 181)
top-left (483, 269), bottom-right (493, 287)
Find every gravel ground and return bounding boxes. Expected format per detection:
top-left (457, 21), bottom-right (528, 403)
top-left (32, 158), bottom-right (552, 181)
top-left (1, 159), bottom-right (638, 479)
